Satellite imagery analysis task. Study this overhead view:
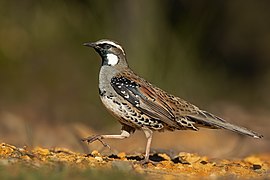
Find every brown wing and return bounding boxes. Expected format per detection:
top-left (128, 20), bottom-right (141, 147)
top-left (112, 70), bottom-right (226, 130)
top-left (110, 73), bottom-right (179, 128)
top-left (111, 70), bottom-right (263, 138)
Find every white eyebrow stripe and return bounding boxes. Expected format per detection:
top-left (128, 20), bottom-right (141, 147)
top-left (96, 40), bottom-right (125, 55)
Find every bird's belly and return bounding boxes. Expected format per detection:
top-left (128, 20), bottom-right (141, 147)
top-left (100, 96), bottom-right (124, 120)
top-left (100, 96), bottom-right (164, 130)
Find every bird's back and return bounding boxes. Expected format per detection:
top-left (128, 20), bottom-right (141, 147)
top-left (112, 68), bottom-right (262, 138)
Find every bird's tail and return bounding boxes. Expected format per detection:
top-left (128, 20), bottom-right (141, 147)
top-left (188, 110), bottom-right (263, 138)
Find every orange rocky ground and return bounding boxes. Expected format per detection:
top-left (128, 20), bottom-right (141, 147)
top-left (0, 143), bottom-right (269, 179)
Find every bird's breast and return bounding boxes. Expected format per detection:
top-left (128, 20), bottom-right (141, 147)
top-left (99, 93), bottom-right (164, 130)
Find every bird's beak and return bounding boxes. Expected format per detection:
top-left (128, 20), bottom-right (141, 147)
top-left (83, 42), bottom-right (97, 48)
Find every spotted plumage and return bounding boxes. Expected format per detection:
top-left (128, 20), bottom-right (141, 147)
top-left (82, 39), bottom-right (263, 163)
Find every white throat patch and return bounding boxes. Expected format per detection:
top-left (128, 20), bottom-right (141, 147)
top-left (106, 54), bottom-right (119, 66)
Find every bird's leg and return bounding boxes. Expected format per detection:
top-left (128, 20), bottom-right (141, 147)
top-left (81, 130), bottom-right (130, 149)
top-left (142, 128), bottom-right (153, 163)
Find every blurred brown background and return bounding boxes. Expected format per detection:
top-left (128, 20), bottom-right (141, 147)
top-left (0, 0), bottom-right (269, 158)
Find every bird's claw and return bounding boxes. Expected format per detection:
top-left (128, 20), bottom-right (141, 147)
top-left (97, 138), bottom-right (111, 149)
top-left (81, 134), bottom-right (101, 144)
top-left (81, 135), bottom-right (111, 149)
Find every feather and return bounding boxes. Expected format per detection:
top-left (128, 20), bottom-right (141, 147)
top-left (111, 69), bottom-right (263, 138)
top-left (188, 110), bottom-right (263, 138)
top-left (111, 76), bottom-right (179, 128)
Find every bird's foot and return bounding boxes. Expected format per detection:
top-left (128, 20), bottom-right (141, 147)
top-left (138, 159), bottom-right (150, 165)
top-left (81, 135), bottom-right (111, 149)
top-left (134, 158), bottom-right (158, 166)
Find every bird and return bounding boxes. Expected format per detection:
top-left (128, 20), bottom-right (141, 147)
top-left (82, 39), bottom-right (263, 163)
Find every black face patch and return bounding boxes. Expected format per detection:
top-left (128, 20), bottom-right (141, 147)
top-left (99, 44), bottom-right (112, 49)
top-left (96, 43), bottom-right (119, 66)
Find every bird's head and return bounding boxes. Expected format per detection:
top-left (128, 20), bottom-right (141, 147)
top-left (83, 39), bottom-right (128, 67)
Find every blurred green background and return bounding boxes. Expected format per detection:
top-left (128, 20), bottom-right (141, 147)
top-left (0, 0), bottom-right (269, 156)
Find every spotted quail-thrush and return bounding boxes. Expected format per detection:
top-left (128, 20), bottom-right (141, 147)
top-left (82, 39), bottom-right (263, 163)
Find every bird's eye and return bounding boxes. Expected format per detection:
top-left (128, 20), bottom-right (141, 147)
top-left (103, 44), bottom-right (112, 49)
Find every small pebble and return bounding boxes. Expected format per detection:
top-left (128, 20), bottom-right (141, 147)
top-left (94, 156), bottom-right (103, 162)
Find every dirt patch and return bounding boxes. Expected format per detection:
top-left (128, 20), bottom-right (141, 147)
top-left (0, 143), bottom-right (269, 179)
